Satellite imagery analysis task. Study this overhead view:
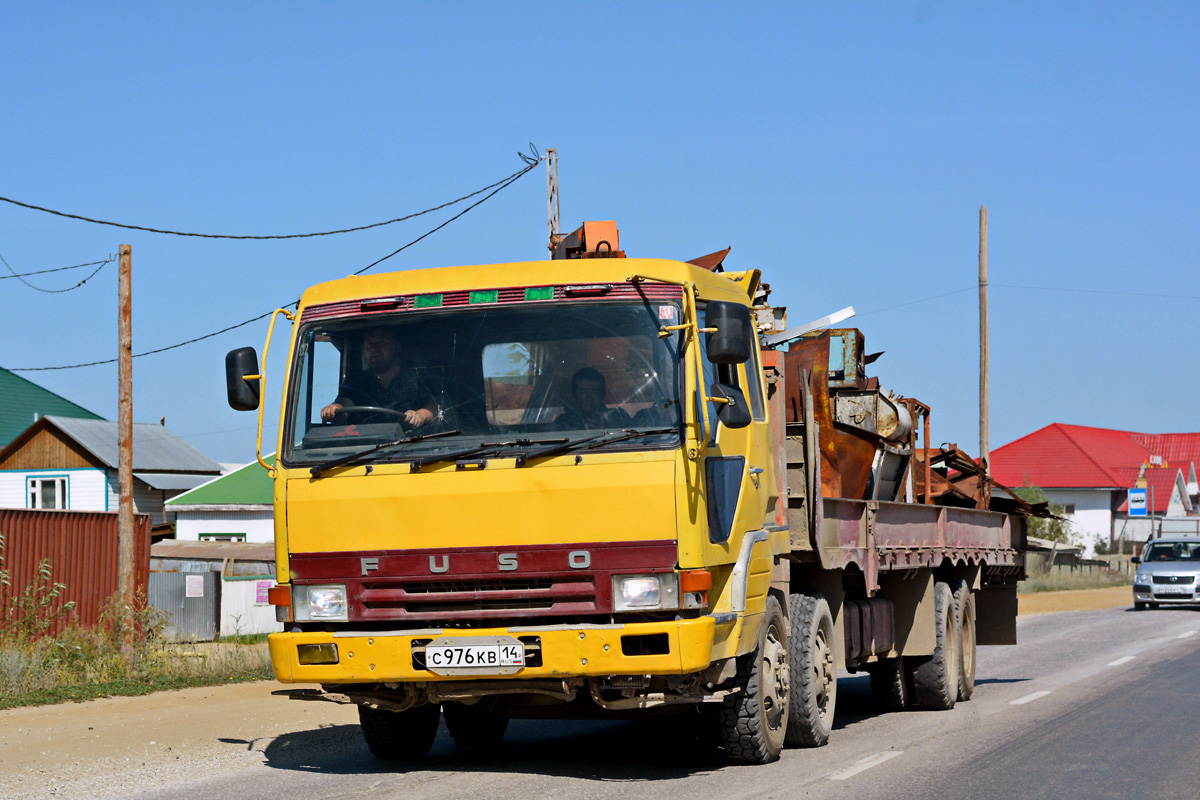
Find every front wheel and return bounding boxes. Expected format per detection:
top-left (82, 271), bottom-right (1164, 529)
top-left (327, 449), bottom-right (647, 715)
top-left (716, 595), bottom-right (789, 764)
top-left (358, 703), bottom-right (440, 761)
top-left (785, 592), bottom-right (837, 747)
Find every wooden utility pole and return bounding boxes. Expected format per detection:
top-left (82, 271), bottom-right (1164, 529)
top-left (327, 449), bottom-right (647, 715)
top-left (546, 148), bottom-right (560, 254)
top-left (979, 207), bottom-right (990, 470)
top-left (117, 244), bottom-right (134, 643)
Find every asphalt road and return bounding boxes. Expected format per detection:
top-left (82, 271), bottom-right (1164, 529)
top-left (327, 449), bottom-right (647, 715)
top-left (4, 603), bottom-right (1198, 800)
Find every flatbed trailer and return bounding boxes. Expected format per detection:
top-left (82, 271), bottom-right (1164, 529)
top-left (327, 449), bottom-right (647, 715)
top-left (226, 220), bottom-right (1027, 764)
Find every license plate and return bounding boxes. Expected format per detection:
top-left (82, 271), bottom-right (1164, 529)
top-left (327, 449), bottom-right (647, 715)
top-left (422, 636), bottom-right (525, 675)
top-left (1156, 585), bottom-right (1192, 595)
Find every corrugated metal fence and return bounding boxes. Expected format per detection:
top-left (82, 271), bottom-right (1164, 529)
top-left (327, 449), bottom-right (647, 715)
top-left (147, 571), bottom-right (219, 641)
top-left (0, 508), bottom-right (152, 634)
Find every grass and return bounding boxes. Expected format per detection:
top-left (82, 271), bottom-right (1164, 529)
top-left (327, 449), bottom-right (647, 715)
top-left (1018, 568), bottom-right (1133, 593)
top-left (0, 535), bottom-right (273, 710)
top-left (0, 615), bottom-right (274, 710)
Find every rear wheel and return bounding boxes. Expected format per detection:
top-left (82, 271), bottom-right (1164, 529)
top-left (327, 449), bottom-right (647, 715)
top-left (868, 657), bottom-right (909, 711)
top-left (358, 703), bottom-right (440, 761)
top-left (716, 595), bottom-right (789, 764)
top-left (950, 579), bottom-right (976, 702)
top-left (911, 581), bottom-right (959, 710)
top-left (443, 702), bottom-right (509, 748)
top-left (785, 592), bottom-right (837, 747)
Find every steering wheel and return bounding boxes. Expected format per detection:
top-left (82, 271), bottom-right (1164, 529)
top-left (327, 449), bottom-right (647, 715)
top-left (321, 406), bottom-right (412, 430)
top-left (336, 405), bottom-right (409, 421)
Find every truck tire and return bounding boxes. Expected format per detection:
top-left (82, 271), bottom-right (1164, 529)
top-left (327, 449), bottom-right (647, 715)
top-left (716, 595), bottom-right (789, 764)
top-left (358, 702), bottom-right (440, 761)
top-left (784, 592), bottom-right (837, 747)
top-left (443, 701), bottom-right (509, 748)
top-left (950, 579), bottom-right (976, 702)
top-left (911, 581), bottom-right (959, 710)
top-left (868, 657), bottom-right (909, 711)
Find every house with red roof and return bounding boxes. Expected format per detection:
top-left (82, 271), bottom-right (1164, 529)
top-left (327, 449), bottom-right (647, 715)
top-left (990, 424), bottom-right (1200, 549)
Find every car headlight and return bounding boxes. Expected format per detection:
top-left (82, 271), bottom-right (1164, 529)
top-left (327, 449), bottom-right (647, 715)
top-left (294, 584), bottom-right (348, 621)
top-left (613, 573), bottom-right (679, 612)
top-left (1134, 573), bottom-right (1152, 585)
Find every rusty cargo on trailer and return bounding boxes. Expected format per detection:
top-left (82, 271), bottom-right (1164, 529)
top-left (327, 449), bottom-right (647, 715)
top-left (225, 220), bottom-right (1030, 764)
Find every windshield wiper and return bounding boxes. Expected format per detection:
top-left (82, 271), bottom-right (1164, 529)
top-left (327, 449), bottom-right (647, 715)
top-left (407, 437), bottom-right (570, 472)
top-left (515, 428), bottom-right (677, 467)
top-left (310, 429), bottom-right (462, 478)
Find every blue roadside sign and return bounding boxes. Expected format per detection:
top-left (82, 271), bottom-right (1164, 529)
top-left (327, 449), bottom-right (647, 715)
top-left (1128, 488), bottom-right (1148, 517)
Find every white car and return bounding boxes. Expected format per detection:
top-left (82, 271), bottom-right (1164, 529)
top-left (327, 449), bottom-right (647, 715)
top-left (1132, 538), bottom-right (1200, 610)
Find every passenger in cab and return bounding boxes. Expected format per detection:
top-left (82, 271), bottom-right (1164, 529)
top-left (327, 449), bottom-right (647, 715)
top-left (556, 367), bottom-right (631, 430)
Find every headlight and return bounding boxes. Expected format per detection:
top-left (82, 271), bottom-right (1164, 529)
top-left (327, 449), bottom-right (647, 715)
top-left (1135, 573), bottom-right (1152, 585)
top-left (613, 573), bottom-right (679, 612)
top-left (294, 584), bottom-right (348, 621)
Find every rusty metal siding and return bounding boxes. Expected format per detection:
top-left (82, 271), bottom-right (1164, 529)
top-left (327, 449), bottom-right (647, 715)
top-left (148, 571), bottom-right (218, 641)
top-left (0, 508), bottom-right (152, 634)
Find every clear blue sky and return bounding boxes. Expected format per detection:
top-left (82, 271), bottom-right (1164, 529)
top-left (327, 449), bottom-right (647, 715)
top-left (2, 2), bottom-right (1196, 464)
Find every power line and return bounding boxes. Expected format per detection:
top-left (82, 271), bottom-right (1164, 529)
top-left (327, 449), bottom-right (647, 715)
top-left (0, 156), bottom-right (538, 240)
top-left (353, 158), bottom-right (537, 275)
top-left (0, 257), bottom-right (110, 281)
top-left (0, 252), bottom-right (114, 293)
top-left (4, 154), bottom-right (539, 372)
top-left (993, 282), bottom-right (1200, 302)
top-left (857, 287), bottom-right (975, 317)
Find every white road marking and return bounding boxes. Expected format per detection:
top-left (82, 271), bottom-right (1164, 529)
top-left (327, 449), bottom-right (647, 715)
top-left (828, 750), bottom-right (903, 780)
top-left (1010, 691), bottom-right (1052, 705)
top-left (1178, 630), bottom-right (1196, 639)
top-left (1107, 656), bottom-right (1135, 666)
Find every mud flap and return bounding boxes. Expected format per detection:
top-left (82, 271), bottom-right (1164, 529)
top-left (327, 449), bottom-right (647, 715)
top-left (976, 584), bottom-right (1017, 645)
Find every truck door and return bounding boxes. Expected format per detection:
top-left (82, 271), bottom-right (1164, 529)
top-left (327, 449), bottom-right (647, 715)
top-left (689, 303), bottom-right (777, 617)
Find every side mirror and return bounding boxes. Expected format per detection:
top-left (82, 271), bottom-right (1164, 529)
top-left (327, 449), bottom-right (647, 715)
top-left (710, 382), bottom-right (752, 429)
top-left (225, 347), bottom-right (261, 411)
top-left (1130, 556), bottom-right (1141, 564)
top-left (706, 301), bottom-right (753, 364)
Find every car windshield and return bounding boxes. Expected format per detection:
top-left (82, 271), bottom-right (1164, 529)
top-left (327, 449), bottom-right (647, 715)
top-left (1144, 542), bottom-right (1200, 562)
top-left (283, 298), bottom-right (685, 465)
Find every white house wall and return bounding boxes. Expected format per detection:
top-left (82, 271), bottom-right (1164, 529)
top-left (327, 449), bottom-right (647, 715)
top-left (220, 577), bottom-right (281, 637)
top-left (1045, 488), bottom-right (1115, 548)
top-left (0, 467), bottom-right (110, 511)
top-left (175, 509), bottom-right (275, 543)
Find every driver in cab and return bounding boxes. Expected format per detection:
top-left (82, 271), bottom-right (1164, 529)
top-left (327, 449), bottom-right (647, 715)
top-left (320, 327), bottom-right (435, 429)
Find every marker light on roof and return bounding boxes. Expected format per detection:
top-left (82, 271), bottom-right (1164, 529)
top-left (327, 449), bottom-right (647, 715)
top-left (564, 284), bottom-right (613, 296)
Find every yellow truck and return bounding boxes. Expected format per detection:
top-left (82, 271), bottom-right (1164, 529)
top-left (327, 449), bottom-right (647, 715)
top-left (226, 221), bottom-right (1028, 764)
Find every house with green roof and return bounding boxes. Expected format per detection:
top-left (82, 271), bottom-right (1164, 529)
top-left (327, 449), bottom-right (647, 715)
top-left (0, 367), bottom-right (103, 449)
top-left (165, 455), bottom-right (275, 543)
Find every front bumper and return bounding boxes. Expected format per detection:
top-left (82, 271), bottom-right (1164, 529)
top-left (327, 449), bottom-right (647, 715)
top-left (270, 617), bottom-right (717, 684)
top-left (1134, 585), bottom-right (1199, 605)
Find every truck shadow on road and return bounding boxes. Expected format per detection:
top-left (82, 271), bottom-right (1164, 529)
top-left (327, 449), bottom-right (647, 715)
top-left (259, 715), bottom-right (726, 781)
top-left (257, 677), bottom-right (972, 780)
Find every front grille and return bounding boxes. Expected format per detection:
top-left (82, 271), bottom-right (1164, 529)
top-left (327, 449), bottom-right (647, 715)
top-left (1152, 575), bottom-right (1196, 585)
top-left (359, 575), bottom-right (597, 620)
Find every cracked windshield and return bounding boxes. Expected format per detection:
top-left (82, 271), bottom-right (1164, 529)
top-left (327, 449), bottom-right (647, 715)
top-left (284, 299), bottom-right (684, 464)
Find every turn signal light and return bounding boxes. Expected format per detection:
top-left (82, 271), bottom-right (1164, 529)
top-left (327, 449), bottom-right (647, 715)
top-left (680, 569), bottom-right (712, 593)
top-left (267, 585), bottom-right (291, 607)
